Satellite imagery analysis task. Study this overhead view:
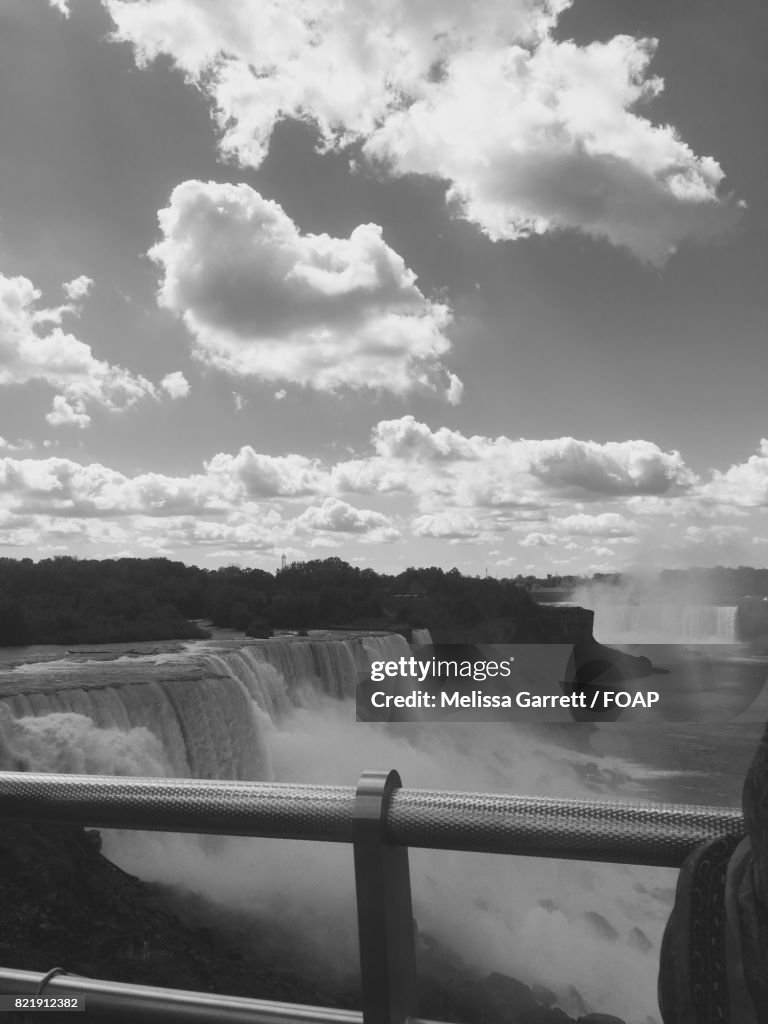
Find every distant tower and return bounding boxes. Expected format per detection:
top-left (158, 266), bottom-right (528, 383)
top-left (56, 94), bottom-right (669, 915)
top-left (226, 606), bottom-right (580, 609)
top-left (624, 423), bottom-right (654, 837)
top-left (281, 553), bottom-right (287, 571)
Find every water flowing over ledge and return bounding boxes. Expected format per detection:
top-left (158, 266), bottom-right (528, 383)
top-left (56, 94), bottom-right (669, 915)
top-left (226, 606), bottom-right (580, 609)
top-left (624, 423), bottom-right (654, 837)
top-left (590, 604), bottom-right (738, 644)
top-left (0, 632), bottom-right (414, 780)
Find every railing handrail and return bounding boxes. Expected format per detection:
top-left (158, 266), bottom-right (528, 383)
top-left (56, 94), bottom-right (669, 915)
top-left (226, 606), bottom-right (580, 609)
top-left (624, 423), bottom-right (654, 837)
top-left (0, 771), bottom-right (744, 867)
top-left (0, 770), bottom-right (747, 1023)
top-left (0, 968), bottom-right (370, 1024)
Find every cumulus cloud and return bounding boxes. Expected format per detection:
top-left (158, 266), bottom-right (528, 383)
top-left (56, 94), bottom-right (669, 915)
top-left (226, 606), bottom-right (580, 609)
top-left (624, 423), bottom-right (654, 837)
top-left (0, 452), bottom-right (398, 556)
top-left (348, 416), bottom-right (695, 511)
top-left (293, 498), bottom-right (399, 540)
top-left (150, 181), bottom-right (460, 401)
top-left (160, 371), bottom-right (190, 399)
top-left (49, 0), bottom-right (70, 16)
top-left (0, 273), bottom-right (186, 428)
top-left (412, 510), bottom-right (488, 540)
top-left (554, 512), bottom-right (637, 537)
top-left (0, 457), bottom-right (227, 518)
top-left (46, 396), bottom-right (91, 429)
top-left (0, 425), bottom-right (765, 567)
top-left (206, 448), bottom-right (326, 498)
top-left (520, 532), bottom-right (558, 547)
top-left (700, 440), bottom-right (768, 507)
top-left (105, 0), bottom-right (741, 263)
top-left (63, 275), bottom-right (93, 302)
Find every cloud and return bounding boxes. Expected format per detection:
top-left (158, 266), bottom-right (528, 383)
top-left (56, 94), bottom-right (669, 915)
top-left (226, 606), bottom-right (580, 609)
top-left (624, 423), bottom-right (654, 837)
top-left (700, 440), bottom-right (768, 507)
top-left (0, 273), bottom-right (186, 428)
top-left (293, 498), bottom-right (399, 540)
top-left (48, 0), bottom-right (70, 16)
top-left (412, 510), bottom-right (488, 540)
top-left (341, 416), bottom-right (695, 511)
top-left (206, 448), bottom-right (326, 498)
top-left (0, 418), bottom-right (696, 522)
top-left (0, 438), bottom-right (36, 453)
top-left (363, 36), bottom-right (741, 265)
top-left (0, 452), bottom-right (401, 557)
top-left (105, 0), bottom-right (742, 264)
top-left (160, 371), bottom-right (190, 399)
top-left (150, 181), bottom-right (461, 401)
top-left (0, 428), bottom-right (765, 568)
top-left (553, 512), bottom-right (637, 538)
top-left (0, 457), bottom-right (228, 518)
top-left (63, 275), bottom-right (93, 302)
top-left (46, 396), bottom-right (91, 429)
top-left (520, 532), bottom-right (558, 547)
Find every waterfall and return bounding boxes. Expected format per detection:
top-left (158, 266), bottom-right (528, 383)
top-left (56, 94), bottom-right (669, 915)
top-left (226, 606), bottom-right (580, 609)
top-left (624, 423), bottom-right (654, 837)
top-left (0, 632), bottom-right (409, 779)
top-left (0, 627), bottom-right (676, 1023)
top-left (200, 633), bottom-right (409, 721)
top-left (592, 603), bottom-right (738, 644)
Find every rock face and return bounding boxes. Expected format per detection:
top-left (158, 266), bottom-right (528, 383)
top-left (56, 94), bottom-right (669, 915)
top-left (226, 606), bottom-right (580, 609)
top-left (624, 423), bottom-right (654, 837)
top-left (0, 821), bottom-right (356, 1017)
top-left (429, 606), bottom-right (595, 645)
top-left (736, 596), bottom-right (768, 640)
top-left (535, 606), bottom-right (595, 644)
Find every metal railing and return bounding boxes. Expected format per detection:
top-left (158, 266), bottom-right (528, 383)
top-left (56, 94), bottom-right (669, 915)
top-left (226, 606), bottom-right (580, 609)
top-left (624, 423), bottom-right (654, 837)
top-left (0, 771), bottom-right (746, 1023)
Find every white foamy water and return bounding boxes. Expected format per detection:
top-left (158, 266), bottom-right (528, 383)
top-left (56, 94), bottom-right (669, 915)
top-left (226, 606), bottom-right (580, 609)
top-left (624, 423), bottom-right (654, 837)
top-left (0, 628), bottom-right (679, 1023)
top-left (592, 603), bottom-right (738, 644)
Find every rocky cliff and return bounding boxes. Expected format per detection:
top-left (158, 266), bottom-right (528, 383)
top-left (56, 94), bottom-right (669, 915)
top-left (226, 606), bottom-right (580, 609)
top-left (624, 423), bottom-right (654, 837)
top-left (428, 605), bottom-right (595, 645)
top-left (737, 596), bottom-right (768, 640)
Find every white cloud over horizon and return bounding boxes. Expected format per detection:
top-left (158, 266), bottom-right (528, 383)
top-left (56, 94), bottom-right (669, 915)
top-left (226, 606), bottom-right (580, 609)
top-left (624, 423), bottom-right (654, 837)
top-left (352, 416), bottom-right (697, 511)
top-left (1, 419), bottom-right (766, 569)
top-left (149, 181), bottom-right (462, 402)
top-left (102, 0), bottom-right (742, 264)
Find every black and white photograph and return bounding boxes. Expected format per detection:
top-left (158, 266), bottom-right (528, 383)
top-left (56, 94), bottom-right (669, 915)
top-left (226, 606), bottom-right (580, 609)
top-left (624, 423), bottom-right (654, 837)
top-left (0, 1), bottom-right (767, 1022)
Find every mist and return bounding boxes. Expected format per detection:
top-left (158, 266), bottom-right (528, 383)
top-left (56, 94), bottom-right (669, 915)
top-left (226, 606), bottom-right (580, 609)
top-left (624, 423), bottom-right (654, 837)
top-left (98, 696), bottom-right (671, 1024)
top-left (571, 573), bottom-right (738, 644)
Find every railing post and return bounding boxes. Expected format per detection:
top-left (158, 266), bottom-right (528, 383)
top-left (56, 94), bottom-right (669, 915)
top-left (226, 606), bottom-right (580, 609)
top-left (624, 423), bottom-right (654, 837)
top-left (354, 770), bottom-right (417, 1024)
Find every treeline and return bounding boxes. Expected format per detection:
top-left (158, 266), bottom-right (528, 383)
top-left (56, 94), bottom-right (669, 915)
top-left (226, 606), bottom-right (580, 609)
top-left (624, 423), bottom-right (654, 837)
top-left (0, 557), bottom-right (207, 646)
top-left (0, 556), bottom-right (541, 646)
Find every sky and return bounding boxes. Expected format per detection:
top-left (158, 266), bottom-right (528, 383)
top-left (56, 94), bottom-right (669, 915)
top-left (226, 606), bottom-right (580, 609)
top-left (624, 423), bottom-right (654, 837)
top-left (0, 0), bottom-right (766, 577)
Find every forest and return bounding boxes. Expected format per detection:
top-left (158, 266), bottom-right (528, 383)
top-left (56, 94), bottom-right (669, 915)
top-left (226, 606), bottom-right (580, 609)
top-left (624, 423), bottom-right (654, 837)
top-left (1, 556), bottom-right (767, 647)
top-left (0, 556), bottom-right (537, 646)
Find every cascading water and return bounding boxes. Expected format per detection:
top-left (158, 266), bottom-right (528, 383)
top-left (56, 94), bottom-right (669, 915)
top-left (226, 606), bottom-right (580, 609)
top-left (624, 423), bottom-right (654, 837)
top-left (0, 627), bottom-right (675, 1024)
top-left (0, 632), bottom-right (411, 778)
top-left (591, 603), bottom-right (738, 643)
top-left (411, 628), bottom-right (432, 647)
top-left (0, 666), bottom-right (269, 780)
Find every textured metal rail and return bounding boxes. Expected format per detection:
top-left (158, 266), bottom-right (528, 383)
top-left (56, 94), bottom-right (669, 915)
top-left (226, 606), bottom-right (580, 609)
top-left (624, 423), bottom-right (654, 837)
top-left (0, 772), bottom-right (745, 867)
top-left (0, 773), bottom-right (356, 841)
top-left (388, 789), bottom-right (745, 866)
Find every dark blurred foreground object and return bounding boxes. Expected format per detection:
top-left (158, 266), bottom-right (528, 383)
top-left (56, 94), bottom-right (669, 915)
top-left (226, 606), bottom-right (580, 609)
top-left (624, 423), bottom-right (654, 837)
top-left (659, 723), bottom-right (768, 1023)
